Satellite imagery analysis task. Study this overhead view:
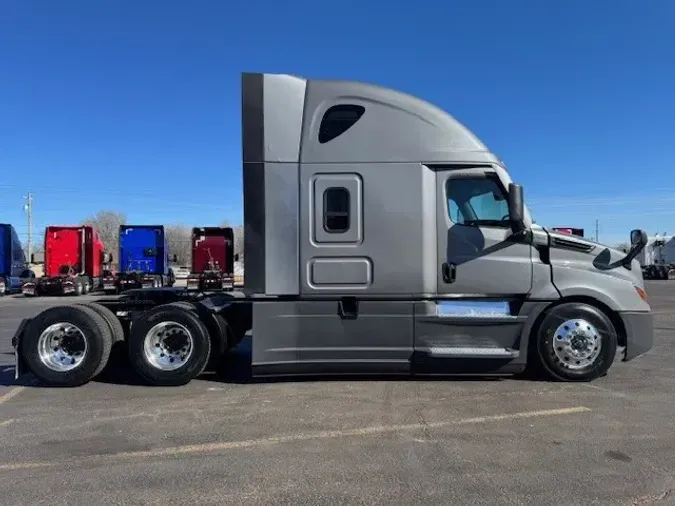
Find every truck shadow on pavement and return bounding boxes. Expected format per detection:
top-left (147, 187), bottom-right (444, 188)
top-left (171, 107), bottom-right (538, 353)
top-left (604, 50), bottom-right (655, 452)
top-left (3, 341), bottom-right (518, 388)
top-left (95, 341), bottom-right (451, 387)
top-left (0, 363), bottom-right (38, 387)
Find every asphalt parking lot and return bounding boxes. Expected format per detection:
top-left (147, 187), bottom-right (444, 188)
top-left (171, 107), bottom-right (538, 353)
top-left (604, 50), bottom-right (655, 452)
top-left (1, 284), bottom-right (674, 505)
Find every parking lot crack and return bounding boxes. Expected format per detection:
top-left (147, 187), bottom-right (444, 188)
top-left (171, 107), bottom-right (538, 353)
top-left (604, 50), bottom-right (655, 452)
top-left (412, 386), bottom-right (431, 440)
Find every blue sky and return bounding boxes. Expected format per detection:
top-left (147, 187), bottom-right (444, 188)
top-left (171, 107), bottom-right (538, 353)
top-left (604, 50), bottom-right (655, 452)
top-left (1, 0), bottom-right (674, 246)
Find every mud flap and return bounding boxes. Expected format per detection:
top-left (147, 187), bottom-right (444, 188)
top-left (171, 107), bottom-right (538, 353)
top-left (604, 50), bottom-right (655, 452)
top-left (11, 318), bottom-right (31, 380)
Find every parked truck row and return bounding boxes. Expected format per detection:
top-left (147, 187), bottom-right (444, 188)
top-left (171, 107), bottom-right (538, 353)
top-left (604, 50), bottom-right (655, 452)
top-left (12, 71), bottom-right (654, 389)
top-left (0, 223), bottom-right (236, 297)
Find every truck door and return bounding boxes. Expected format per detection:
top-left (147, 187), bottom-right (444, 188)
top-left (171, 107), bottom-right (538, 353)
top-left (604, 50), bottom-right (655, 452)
top-left (414, 167), bottom-right (534, 364)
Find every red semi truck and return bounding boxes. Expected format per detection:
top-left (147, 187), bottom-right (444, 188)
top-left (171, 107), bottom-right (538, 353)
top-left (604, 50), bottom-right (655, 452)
top-left (22, 225), bottom-right (107, 297)
top-left (186, 226), bottom-right (235, 291)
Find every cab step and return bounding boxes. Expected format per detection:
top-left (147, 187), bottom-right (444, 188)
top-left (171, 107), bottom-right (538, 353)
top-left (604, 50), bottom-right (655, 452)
top-left (424, 346), bottom-right (519, 359)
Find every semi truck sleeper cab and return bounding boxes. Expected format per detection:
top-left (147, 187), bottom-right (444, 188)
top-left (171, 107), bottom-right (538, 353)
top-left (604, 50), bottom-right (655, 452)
top-left (12, 72), bottom-right (653, 387)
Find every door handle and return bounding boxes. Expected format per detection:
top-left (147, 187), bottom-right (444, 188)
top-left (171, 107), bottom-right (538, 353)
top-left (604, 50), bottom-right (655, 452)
top-left (441, 262), bottom-right (456, 283)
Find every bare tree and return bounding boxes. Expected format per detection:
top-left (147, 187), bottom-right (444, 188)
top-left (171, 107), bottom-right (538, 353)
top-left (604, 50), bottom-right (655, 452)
top-left (23, 243), bottom-right (44, 263)
top-left (82, 210), bottom-right (127, 255)
top-left (232, 225), bottom-right (244, 260)
top-left (165, 224), bottom-right (192, 266)
top-left (221, 221), bottom-right (244, 260)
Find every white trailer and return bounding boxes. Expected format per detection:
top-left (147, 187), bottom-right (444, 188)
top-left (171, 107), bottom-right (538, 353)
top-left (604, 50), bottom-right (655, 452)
top-left (639, 234), bottom-right (675, 280)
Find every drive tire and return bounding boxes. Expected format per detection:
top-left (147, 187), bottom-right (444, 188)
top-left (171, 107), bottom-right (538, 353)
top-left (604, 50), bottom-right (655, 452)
top-left (530, 302), bottom-right (617, 382)
top-left (20, 305), bottom-right (113, 387)
top-left (163, 302), bottom-right (231, 369)
top-left (164, 301), bottom-right (197, 312)
top-left (204, 313), bottom-right (233, 370)
top-left (127, 305), bottom-right (211, 386)
top-left (77, 302), bottom-right (125, 343)
top-left (73, 280), bottom-right (84, 296)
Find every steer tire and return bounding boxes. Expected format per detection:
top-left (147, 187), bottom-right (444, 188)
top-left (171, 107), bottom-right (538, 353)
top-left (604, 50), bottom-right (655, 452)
top-left (20, 305), bottom-right (113, 387)
top-left (529, 302), bottom-right (617, 382)
top-left (77, 302), bottom-right (125, 344)
top-left (127, 305), bottom-right (211, 386)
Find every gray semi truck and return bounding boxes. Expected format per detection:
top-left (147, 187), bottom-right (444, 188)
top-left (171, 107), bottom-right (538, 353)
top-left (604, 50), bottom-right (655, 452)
top-left (12, 72), bottom-right (653, 387)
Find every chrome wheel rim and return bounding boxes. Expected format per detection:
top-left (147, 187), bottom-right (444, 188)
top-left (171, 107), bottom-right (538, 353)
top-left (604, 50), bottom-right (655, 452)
top-left (553, 318), bottom-right (602, 369)
top-left (143, 321), bottom-right (193, 371)
top-left (38, 322), bottom-right (88, 372)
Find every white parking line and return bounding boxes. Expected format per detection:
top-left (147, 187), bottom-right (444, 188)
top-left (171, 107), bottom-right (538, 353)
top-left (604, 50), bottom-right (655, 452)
top-left (0, 387), bottom-right (25, 405)
top-left (0, 406), bottom-right (591, 471)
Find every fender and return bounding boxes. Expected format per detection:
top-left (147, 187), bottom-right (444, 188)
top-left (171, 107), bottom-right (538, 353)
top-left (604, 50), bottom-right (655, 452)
top-left (551, 267), bottom-right (649, 312)
top-left (554, 284), bottom-right (622, 311)
top-left (11, 317), bottom-right (31, 380)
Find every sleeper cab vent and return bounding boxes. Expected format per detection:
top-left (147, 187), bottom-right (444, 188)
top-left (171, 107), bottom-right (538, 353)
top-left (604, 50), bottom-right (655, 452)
top-left (552, 236), bottom-right (595, 253)
top-left (318, 104), bottom-right (365, 144)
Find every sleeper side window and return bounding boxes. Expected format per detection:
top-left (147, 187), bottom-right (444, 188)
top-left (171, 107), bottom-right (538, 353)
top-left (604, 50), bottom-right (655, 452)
top-left (323, 187), bottom-right (350, 233)
top-left (318, 105), bottom-right (365, 144)
top-left (446, 177), bottom-right (510, 227)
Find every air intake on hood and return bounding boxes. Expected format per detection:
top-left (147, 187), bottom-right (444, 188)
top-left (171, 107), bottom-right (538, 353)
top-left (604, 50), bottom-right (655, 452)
top-left (552, 236), bottom-right (595, 253)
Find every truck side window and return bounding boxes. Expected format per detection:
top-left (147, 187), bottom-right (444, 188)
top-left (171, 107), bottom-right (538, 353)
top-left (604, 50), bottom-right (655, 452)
top-left (318, 105), bottom-right (365, 144)
top-left (446, 177), bottom-right (510, 227)
top-left (323, 187), bottom-right (350, 233)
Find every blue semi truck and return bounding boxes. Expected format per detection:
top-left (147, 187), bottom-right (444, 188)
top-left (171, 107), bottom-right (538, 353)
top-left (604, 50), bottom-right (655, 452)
top-left (101, 225), bottom-right (176, 294)
top-left (0, 223), bottom-right (36, 295)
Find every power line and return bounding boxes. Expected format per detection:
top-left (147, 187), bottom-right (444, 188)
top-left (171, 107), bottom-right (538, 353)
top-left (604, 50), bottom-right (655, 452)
top-left (23, 193), bottom-right (33, 261)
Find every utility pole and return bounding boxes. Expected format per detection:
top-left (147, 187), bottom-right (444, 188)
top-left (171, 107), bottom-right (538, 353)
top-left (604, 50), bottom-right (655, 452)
top-left (23, 193), bottom-right (33, 262)
top-left (595, 219), bottom-right (599, 242)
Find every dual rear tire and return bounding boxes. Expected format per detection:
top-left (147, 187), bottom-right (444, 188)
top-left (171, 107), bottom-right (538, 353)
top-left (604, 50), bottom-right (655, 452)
top-left (127, 305), bottom-right (211, 386)
top-left (20, 303), bottom-right (212, 387)
top-left (20, 304), bottom-right (115, 387)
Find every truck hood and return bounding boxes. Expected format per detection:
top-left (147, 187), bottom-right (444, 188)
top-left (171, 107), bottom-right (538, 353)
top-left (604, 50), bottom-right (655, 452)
top-left (544, 227), bottom-right (645, 287)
